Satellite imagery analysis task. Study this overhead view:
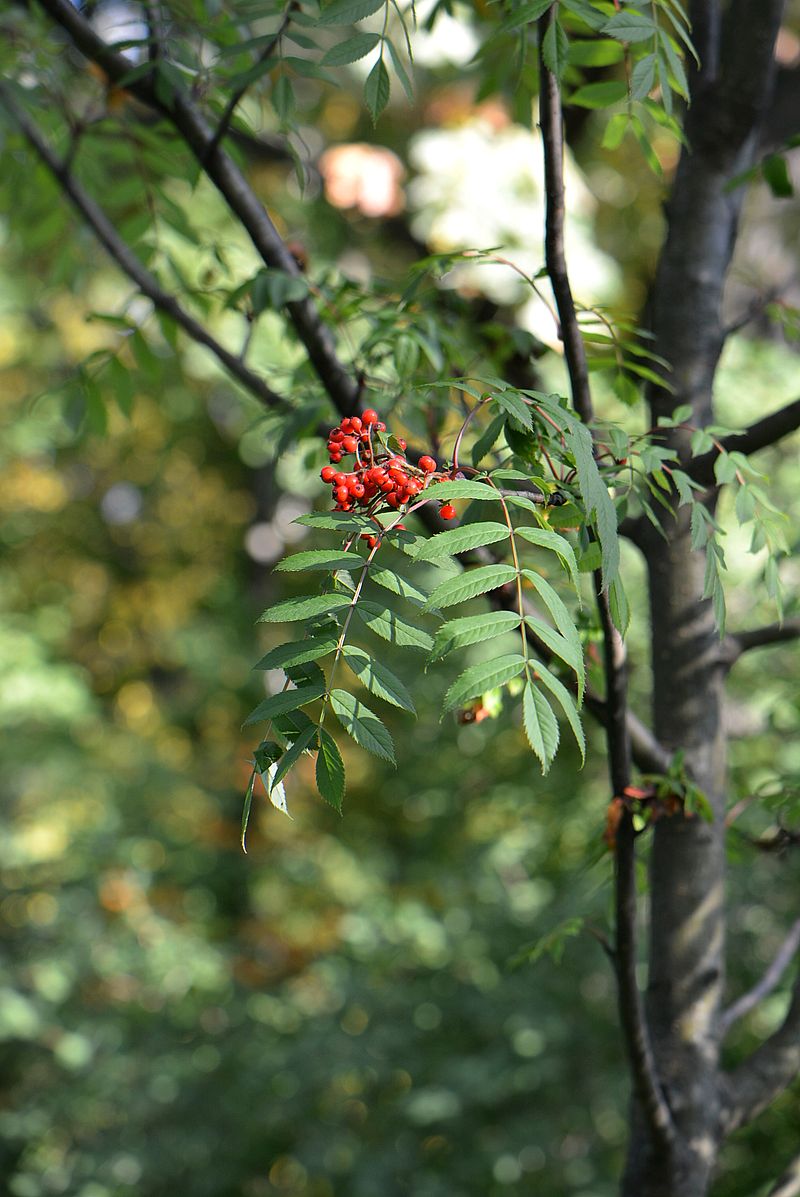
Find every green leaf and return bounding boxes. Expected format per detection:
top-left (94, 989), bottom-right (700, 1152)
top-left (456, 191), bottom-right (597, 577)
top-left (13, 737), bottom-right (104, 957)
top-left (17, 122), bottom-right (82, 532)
top-left (318, 0), bottom-right (385, 24)
top-left (386, 37), bottom-right (414, 102)
top-left (515, 527), bottom-right (581, 595)
top-left (364, 57), bottom-right (390, 123)
top-left (500, 0), bottom-right (554, 28)
top-left (569, 80), bottom-right (627, 108)
top-left (321, 31), bottom-right (381, 64)
top-left (609, 576), bottom-right (630, 636)
top-left (295, 511), bottom-right (373, 531)
top-left (630, 52), bottom-right (656, 100)
top-left (269, 723), bottom-right (318, 791)
top-left (568, 38), bottom-right (624, 66)
top-left (258, 592), bottom-right (352, 623)
top-left (430, 611), bottom-right (521, 661)
top-left (564, 422), bottom-right (619, 589)
top-left (343, 646), bottom-right (415, 712)
top-left (422, 480), bottom-right (501, 504)
top-left (658, 29), bottom-right (688, 98)
top-left (561, 0), bottom-right (606, 30)
top-left (529, 659), bottom-right (585, 763)
top-left (368, 565), bottom-right (429, 608)
top-left (253, 637), bottom-right (338, 671)
top-left (443, 655), bottom-right (526, 713)
top-left (523, 681), bottom-right (560, 773)
top-left (542, 17), bottom-right (570, 80)
top-left (510, 917), bottom-right (585, 969)
top-left (762, 153), bottom-right (793, 199)
top-left (354, 600), bottom-right (433, 651)
top-left (251, 268), bottom-right (309, 312)
top-left (471, 413), bottom-right (506, 466)
top-left (425, 564), bottom-right (517, 610)
top-left (274, 549), bottom-right (364, 572)
top-left (524, 617), bottom-right (584, 699)
top-left (330, 689), bottom-right (395, 762)
top-left (272, 75), bottom-right (294, 124)
top-left (522, 570), bottom-right (578, 641)
top-left (316, 728), bottom-right (345, 811)
top-left (601, 10), bottom-right (655, 42)
top-left (241, 769), bottom-right (256, 853)
top-left (495, 390), bottom-right (534, 431)
top-left (243, 679), bottom-right (325, 727)
top-left (412, 521), bottom-right (510, 562)
top-left (601, 111), bottom-right (628, 150)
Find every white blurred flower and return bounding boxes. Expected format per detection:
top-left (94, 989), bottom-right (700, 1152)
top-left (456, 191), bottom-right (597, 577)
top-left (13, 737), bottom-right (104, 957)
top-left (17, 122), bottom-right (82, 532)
top-left (407, 115), bottom-right (618, 344)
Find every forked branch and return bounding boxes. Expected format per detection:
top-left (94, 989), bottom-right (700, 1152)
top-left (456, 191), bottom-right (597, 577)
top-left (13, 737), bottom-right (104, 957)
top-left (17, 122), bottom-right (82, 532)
top-left (689, 397), bottom-right (800, 487)
top-left (0, 82), bottom-right (287, 415)
top-left (722, 970), bottom-right (800, 1133)
top-left (37, 0), bottom-right (361, 417)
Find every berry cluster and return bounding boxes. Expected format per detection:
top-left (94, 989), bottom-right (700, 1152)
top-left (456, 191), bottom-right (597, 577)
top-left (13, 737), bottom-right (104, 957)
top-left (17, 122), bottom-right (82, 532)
top-left (320, 410), bottom-right (457, 544)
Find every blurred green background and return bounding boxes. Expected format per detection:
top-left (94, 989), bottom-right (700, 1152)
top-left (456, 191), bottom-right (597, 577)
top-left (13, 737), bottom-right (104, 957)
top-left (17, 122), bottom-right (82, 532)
top-left (2, 3), bottom-right (800, 1194)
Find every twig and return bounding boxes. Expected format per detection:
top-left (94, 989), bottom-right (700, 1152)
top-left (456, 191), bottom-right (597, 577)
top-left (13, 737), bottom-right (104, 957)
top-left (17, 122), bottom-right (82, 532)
top-left (721, 918), bottom-right (800, 1035)
top-left (0, 82), bottom-right (286, 415)
top-left (37, 0), bottom-right (361, 418)
top-left (724, 619), bottom-right (800, 667)
top-left (537, 9), bottom-right (593, 427)
top-left (537, 12), bottom-right (675, 1154)
top-left (721, 970), bottom-right (800, 1134)
top-left (689, 397), bottom-right (800, 487)
top-left (203, 2), bottom-right (296, 166)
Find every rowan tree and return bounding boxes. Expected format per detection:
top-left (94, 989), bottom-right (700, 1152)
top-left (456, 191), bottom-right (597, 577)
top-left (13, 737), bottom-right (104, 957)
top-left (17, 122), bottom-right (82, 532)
top-left (2, 1), bottom-right (800, 1194)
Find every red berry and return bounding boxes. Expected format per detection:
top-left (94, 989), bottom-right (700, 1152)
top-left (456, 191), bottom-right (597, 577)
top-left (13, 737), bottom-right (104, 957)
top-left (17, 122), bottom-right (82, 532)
top-left (333, 472), bottom-right (347, 486)
top-left (350, 417), bottom-right (363, 432)
top-left (362, 409), bottom-right (379, 426)
top-left (386, 493), bottom-right (401, 508)
top-left (340, 418), bottom-right (353, 433)
top-left (419, 455), bottom-right (437, 473)
top-left (395, 523), bottom-right (406, 531)
top-left (352, 483), bottom-right (365, 499)
top-left (440, 504), bottom-right (457, 520)
top-left (321, 466), bottom-right (336, 482)
top-left (366, 535), bottom-right (379, 549)
top-left (335, 486), bottom-right (349, 503)
top-left (377, 422), bottom-right (386, 432)
top-left (330, 429), bottom-right (345, 442)
top-left (329, 451), bottom-right (342, 463)
top-left (342, 436), bottom-right (358, 453)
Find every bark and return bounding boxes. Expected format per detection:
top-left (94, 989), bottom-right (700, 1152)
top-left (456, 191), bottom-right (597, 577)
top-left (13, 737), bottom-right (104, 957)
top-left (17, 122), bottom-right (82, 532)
top-left (622, 3), bottom-right (785, 1193)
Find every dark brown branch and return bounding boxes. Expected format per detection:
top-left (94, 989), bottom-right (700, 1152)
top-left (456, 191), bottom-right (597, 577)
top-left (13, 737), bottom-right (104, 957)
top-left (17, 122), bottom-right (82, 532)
top-left (689, 397), bottom-right (800, 486)
top-left (767, 1154), bottom-right (800, 1197)
top-left (37, 0), bottom-right (360, 418)
top-left (723, 619), bottom-right (800, 667)
top-left (203, 2), bottom-right (296, 167)
top-left (722, 967), bottom-right (800, 1134)
top-left (537, 8), bottom-right (593, 427)
top-left (537, 16), bottom-right (674, 1155)
top-left (721, 918), bottom-right (800, 1035)
top-left (0, 82), bottom-right (287, 416)
top-left (689, 0), bottom-right (721, 86)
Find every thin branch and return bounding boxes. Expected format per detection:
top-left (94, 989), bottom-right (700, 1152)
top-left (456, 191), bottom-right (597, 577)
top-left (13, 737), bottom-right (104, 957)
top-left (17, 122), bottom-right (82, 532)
top-left (722, 969), bottom-right (800, 1134)
top-left (724, 619), bottom-right (800, 666)
top-left (203, 2), bottom-right (296, 167)
top-left (721, 918), bottom-right (800, 1035)
top-left (0, 82), bottom-right (287, 415)
top-left (537, 8), bottom-right (593, 427)
top-left (37, 0), bottom-right (360, 417)
top-left (768, 1154), bottom-right (800, 1197)
top-left (537, 14), bottom-right (675, 1155)
top-left (689, 397), bottom-right (800, 487)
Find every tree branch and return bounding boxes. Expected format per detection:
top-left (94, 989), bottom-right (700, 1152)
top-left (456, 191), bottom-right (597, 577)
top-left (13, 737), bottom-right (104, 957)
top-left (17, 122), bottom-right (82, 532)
top-left (722, 969), bottom-right (800, 1134)
top-left (537, 8), bottom-right (593, 427)
top-left (202, 2), bottom-right (296, 167)
top-left (721, 918), bottom-right (800, 1035)
top-left (689, 397), bottom-right (800, 486)
top-left (723, 619), bottom-right (800, 667)
top-left (0, 82), bottom-right (287, 416)
top-left (537, 17), bottom-right (675, 1155)
top-left (37, 0), bottom-right (360, 417)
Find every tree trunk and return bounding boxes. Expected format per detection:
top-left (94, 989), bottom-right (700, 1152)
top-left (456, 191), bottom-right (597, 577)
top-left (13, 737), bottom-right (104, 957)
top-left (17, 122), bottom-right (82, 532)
top-left (621, 3), bottom-right (784, 1192)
